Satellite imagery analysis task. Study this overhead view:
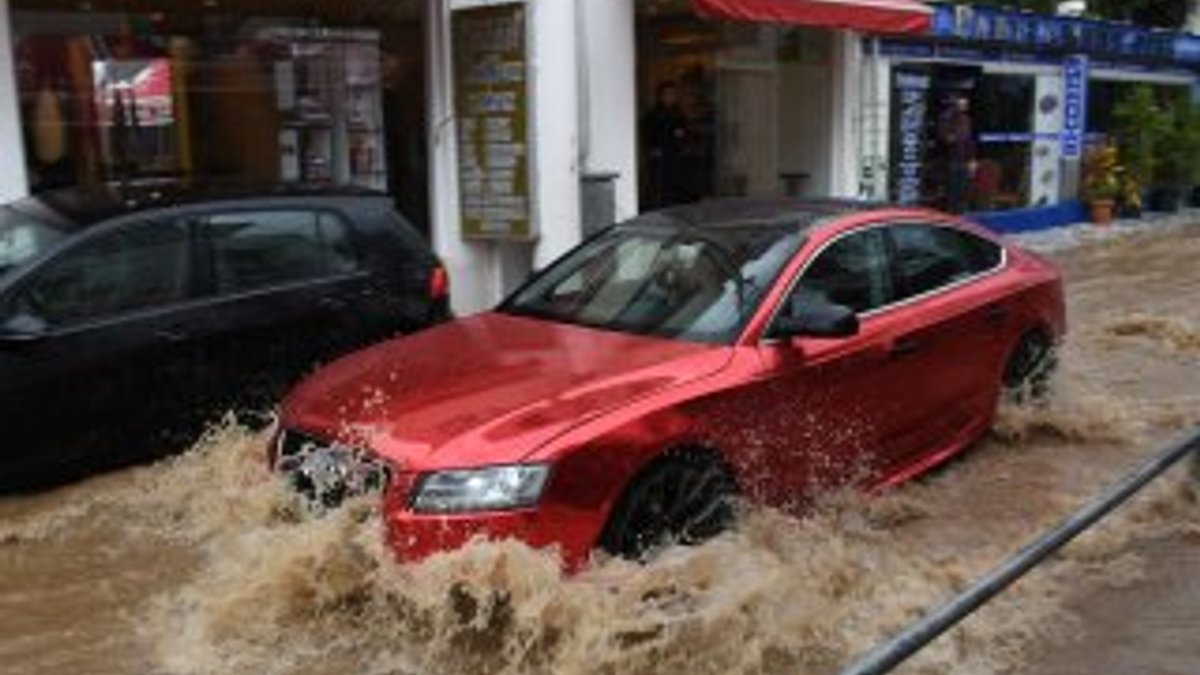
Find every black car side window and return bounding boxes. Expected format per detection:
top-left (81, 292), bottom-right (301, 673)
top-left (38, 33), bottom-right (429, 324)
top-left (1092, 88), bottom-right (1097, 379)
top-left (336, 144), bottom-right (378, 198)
top-left (205, 210), bottom-right (359, 294)
top-left (319, 213), bottom-right (360, 274)
top-left (789, 228), bottom-right (892, 315)
top-left (18, 221), bottom-right (189, 327)
top-left (891, 224), bottom-right (1002, 300)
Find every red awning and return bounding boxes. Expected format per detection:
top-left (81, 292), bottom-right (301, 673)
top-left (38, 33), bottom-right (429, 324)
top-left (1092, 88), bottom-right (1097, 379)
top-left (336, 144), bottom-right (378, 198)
top-left (692, 0), bottom-right (932, 35)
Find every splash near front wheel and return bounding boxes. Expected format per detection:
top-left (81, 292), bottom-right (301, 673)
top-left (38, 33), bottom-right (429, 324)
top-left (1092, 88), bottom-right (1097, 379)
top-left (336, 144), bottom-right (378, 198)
top-left (599, 452), bottom-right (738, 561)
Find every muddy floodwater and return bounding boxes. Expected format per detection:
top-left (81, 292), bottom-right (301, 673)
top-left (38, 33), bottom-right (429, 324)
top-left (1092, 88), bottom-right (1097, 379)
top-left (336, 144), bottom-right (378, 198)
top-left (2, 222), bottom-right (1198, 675)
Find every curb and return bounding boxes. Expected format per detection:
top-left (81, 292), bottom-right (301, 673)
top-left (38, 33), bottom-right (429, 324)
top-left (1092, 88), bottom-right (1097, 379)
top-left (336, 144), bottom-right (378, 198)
top-left (1008, 208), bottom-right (1200, 253)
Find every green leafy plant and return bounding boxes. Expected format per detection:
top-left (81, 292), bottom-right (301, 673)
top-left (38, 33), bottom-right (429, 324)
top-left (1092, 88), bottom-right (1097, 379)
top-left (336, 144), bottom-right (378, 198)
top-left (1082, 144), bottom-right (1121, 202)
top-left (1156, 98), bottom-right (1200, 189)
top-left (1112, 85), bottom-right (1170, 190)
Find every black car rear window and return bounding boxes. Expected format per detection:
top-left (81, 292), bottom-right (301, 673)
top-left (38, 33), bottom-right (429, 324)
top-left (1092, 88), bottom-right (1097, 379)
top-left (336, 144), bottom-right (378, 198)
top-left (204, 210), bottom-right (360, 293)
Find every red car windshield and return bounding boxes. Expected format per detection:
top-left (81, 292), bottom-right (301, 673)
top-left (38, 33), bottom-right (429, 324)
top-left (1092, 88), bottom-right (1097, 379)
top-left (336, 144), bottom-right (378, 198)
top-left (502, 219), bottom-right (804, 344)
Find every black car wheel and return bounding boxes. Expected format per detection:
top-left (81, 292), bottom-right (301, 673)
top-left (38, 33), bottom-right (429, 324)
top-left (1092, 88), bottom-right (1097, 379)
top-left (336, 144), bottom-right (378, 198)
top-left (599, 452), bottom-right (738, 561)
top-left (1002, 331), bottom-right (1055, 403)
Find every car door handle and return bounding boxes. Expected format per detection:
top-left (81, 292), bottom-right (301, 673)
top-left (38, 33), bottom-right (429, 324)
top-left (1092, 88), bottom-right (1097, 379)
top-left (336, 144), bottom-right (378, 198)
top-left (890, 336), bottom-right (923, 358)
top-left (984, 304), bottom-right (1010, 326)
top-left (156, 328), bottom-right (188, 343)
top-left (318, 297), bottom-right (348, 311)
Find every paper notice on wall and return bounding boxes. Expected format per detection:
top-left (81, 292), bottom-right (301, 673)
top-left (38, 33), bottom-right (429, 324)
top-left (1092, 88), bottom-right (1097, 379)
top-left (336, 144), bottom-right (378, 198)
top-left (452, 3), bottom-right (534, 241)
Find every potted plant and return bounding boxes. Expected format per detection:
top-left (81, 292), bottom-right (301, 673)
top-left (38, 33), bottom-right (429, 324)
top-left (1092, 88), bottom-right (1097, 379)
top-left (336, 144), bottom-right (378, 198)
top-left (1082, 144), bottom-right (1121, 224)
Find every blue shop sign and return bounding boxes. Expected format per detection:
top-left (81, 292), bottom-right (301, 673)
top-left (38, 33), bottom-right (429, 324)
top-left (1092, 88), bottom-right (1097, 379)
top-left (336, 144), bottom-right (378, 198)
top-left (930, 3), bottom-right (1199, 68)
top-left (1061, 55), bottom-right (1089, 160)
top-left (1179, 35), bottom-right (1200, 65)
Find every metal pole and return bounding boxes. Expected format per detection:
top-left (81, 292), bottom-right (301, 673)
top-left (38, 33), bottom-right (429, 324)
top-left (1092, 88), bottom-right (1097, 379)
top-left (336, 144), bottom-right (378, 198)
top-left (839, 426), bottom-right (1200, 675)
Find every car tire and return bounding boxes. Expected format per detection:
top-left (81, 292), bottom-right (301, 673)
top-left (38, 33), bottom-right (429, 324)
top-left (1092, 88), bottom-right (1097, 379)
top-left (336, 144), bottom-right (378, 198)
top-left (1002, 330), bottom-right (1055, 403)
top-left (598, 451), bottom-right (738, 561)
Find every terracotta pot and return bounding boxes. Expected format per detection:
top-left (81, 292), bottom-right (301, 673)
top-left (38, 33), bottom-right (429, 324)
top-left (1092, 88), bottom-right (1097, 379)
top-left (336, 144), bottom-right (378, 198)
top-left (1089, 199), bottom-right (1115, 225)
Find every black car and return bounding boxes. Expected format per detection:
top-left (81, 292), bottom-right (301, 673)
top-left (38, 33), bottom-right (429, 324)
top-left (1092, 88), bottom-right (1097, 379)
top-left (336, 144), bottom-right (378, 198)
top-left (0, 185), bottom-right (448, 489)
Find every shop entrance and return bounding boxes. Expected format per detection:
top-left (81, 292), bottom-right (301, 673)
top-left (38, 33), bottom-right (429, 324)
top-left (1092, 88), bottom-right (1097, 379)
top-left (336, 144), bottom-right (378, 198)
top-left (11, 0), bottom-right (430, 231)
top-left (636, 0), bottom-right (836, 209)
top-left (889, 63), bottom-right (1040, 214)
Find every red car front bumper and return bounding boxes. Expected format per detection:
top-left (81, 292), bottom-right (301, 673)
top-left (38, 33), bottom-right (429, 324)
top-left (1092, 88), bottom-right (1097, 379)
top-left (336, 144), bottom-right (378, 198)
top-left (380, 474), bottom-right (602, 570)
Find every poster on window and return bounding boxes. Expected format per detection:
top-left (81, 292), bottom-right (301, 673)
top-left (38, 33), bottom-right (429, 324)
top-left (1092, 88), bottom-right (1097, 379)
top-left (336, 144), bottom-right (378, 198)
top-left (452, 2), bottom-right (533, 241)
top-left (890, 67), bottom-right (931, 206)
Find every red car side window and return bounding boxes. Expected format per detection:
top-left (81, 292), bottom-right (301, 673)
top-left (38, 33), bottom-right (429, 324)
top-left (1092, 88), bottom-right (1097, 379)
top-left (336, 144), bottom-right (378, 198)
top-left (891, 224), bottom-right (1002, 300)
top-left (790, 228), bottom-right (893, 316)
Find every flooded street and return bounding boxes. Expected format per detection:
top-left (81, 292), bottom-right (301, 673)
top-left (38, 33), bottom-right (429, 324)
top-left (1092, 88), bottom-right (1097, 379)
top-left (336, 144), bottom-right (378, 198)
top-left (2, 222), bottom-right (1198, 675)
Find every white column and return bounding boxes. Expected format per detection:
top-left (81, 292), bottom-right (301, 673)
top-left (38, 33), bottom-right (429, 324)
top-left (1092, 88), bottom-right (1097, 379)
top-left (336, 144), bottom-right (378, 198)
top-left (858, 39), bottom-right (892, 202)
top-left (427, 0), bottom-right (500, 315)
top-left (429, 0), bottom-right (584, 314)
top-left (578, 0), bottom-right (638, 221)
top-left (528, 0), bottom-right (582, 270)
top-left (829, 30), bottom-right (862, 199)
top-left (0, 0), bottom-right (28, 201)
top-left (1032, 72), bottom-right (1065, 206)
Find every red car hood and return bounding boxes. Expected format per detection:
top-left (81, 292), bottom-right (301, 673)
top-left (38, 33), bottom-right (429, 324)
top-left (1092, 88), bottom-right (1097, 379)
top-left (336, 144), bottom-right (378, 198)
top-left (282, 312), bottom-right (732, 471)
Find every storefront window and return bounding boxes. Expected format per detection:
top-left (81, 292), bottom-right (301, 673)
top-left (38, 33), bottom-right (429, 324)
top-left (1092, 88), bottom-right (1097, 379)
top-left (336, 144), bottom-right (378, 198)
top-left (89, 57), bottom-right (177, 182)
top-left (888, 65), bottom-right (1037, 213)
top-left (972, 73), bottom-right (1034, 210)
top-left (1088, 80), bottom-right (1126, 137)
top-left (637, 2), bottom-right (836, 209)
top-left (11, 0), bottom-right (429, 231)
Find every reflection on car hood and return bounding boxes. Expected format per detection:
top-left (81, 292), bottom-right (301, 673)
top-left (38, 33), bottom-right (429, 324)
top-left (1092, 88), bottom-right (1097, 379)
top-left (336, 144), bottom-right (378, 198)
top-left (282, 312), bottom-right (732, 471)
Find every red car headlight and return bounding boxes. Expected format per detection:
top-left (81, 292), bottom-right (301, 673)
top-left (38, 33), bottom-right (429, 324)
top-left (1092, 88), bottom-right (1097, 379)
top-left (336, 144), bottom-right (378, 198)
top-left (410, 464), bottom-right (550, 514)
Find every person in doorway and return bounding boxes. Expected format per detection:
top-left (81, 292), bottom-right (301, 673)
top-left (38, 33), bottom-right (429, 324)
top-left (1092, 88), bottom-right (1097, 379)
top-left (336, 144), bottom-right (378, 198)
top-left (642, 81), bottom-right (689, 208)
top-left (938, 93), bottom-right (977, 214)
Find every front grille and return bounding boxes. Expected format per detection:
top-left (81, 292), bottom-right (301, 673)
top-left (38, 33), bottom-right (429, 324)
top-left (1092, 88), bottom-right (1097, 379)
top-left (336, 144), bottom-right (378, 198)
top-left (275, 429), bottom-right (391, 510)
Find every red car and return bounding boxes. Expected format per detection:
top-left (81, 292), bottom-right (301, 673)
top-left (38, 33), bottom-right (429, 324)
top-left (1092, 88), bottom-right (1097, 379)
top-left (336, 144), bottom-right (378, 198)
top-left (274, 200), bottom-right (1064, 567)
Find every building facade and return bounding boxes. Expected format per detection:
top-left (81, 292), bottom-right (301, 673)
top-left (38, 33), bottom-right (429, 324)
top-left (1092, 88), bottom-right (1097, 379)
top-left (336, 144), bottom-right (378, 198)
top-left (1, 0), bottom-right (1197, 313)
top-left (861, 3), bottom-right (1200, 215)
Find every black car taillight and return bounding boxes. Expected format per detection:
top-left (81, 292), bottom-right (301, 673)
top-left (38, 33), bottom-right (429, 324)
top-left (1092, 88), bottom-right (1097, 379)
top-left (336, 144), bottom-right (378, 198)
top-left (428, 264), bottom-right (449, 301)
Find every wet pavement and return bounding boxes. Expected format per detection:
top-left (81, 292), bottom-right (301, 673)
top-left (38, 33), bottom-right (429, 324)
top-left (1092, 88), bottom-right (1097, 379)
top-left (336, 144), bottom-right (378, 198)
top-left (1037, 535), bottom-right (1200, 675)
top-left (1, 217), bottom-right (1198, 675)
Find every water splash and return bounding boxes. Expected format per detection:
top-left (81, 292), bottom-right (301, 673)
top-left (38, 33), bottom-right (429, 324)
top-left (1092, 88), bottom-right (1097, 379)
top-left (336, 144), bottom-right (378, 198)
top-left (100, 417), bottom-right (1190, 675)
top-left (1104, 315), bottom-right (1200, 353)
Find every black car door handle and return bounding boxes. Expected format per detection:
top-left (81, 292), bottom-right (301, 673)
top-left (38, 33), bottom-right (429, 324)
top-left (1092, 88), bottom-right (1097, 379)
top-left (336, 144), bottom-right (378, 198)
top-left (891, 336), bottom-right (922, 357)
top-left (156, 328), bottom-right (188, 343)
